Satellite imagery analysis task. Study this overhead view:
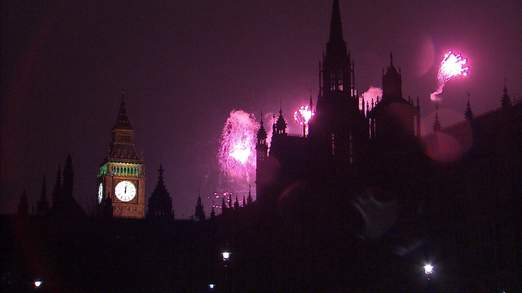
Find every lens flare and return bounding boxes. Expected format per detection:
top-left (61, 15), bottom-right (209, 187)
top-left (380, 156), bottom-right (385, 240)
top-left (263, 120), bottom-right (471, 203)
top-left (218, 110), bottom-right (258, 181)
top-left (293, 105), bottom-right (314, 136)
top-left (430, 51), bottom-right (470, 101)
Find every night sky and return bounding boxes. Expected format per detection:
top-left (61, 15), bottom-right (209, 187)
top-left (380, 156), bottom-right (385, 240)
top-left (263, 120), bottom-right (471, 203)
top-left (1, 0), bottom-right (521, 217)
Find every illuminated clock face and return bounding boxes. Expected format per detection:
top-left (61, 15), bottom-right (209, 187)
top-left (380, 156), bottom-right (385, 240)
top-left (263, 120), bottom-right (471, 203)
top-left (115, 181), bottom-right (137, 202)
top-left (98, 183), bottom-right (103, 204)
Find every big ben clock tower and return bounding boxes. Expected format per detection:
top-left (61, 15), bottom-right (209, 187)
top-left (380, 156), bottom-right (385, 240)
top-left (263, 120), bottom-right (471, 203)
top-left (97, 93), bottom-right (145, 219)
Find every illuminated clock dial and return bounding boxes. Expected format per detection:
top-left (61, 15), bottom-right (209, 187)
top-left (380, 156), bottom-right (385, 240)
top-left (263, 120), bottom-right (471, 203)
top-left (98, 183), bottom-right (103, 204)
top-left (115, 181), bottom-right (137, 202)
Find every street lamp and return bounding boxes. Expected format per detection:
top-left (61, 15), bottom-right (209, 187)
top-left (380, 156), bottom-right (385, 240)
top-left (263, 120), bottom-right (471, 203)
top-left (33, 279), bottom-right (43, 289)
top-left (221, 251), bottom-right (231, 262)
top-left (208, 283), bottom-right (216, 290)
top-left (423, 263), bottom-right (435, 293)
top-left (423, 263), bottom-right (434, 276)
top-left (221, 250), bottom-right (232, 293)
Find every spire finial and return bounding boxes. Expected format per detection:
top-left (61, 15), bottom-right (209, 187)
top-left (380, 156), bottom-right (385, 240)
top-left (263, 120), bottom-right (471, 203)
top-left (501, 82), bottom-right (512, 109)
top-left (465, 92), bottom-right (473, 120)
top-left (247, 184), bottom-right (253, 204)
top-left (158, 164), bottom-right (164, 180)
top-left (390, 52), bottom-right (394, 67)
top-left (114, 89), bottom-right (132, 129)
top-left (328, 0), bottom-right (344, 43)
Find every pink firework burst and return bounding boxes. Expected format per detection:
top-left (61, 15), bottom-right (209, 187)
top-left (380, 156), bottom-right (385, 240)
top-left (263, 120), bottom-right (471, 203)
top-left (431, 51), bottom-right (470, 101)
top-left (293, 105), bottom-right (314, 136)
top-left (218, 110), bottom-right (258, 181)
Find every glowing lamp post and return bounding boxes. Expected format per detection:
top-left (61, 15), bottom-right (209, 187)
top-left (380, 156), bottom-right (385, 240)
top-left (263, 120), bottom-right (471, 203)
top-left (423, 263), bottom-right (435, 293)
top-left (222, 251), bottom-right (231, 262)
top-left (208, 283), bottom-right (216, 291)
top-left (423, 263), bottom-right (434, 276)
top-left (33, 279), bottom-right (43, 289)
top-left (221, 250), bottom-right (232, 293)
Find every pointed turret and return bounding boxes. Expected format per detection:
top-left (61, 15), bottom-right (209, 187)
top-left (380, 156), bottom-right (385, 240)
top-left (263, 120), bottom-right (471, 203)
top-left (221, 197), bottom-right (228, 214)
top-left (382, 52), bottom-right (402, 99)
top-left (109, 90), bottom-right (140, 161)
top-left (114, 90), bottom-right (133, 130)
top-left (147, 165), bottom-right (174, 219)
top-left (257, 115), bottom-right (267, 144)
top-left (36, 175), bottom-right (49, 215)
top-left (501, 84), bottom-right (512, 109)
top-left (247, 185), bottom-right (253, 205)
top-left (274, 109), bottom-right (287, 135)
top-left (51, 166), bottom-right (62, 208)
top-left (465, 93), bottom-right (473, 120)
top-left (49, 155), bottom-right (85, 217)
top-left (194, 195), bottom-right (206, 221)
top-left (62, 154), bottom-right (74, 198)
top-left (328, 0), bottom-right (344, 44)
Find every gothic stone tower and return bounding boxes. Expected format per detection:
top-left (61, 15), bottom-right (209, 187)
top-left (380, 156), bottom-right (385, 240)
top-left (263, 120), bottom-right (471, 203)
top-left (368, 55), bottom-right (421, 144)
top-left (255, 117), bottom-right (268, 201)
top-left (309, 0), bottom-right (368, 168)
top-left (97, 93), bottom-right (145, 219)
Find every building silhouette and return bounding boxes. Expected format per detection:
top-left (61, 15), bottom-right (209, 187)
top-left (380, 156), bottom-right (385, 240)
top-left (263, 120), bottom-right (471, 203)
top-left (2, 0), bottom-right (520, 292)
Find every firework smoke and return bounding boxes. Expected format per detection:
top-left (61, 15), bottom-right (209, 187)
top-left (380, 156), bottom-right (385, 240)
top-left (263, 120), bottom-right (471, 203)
top-left (430, 51), bottom-right (470, 101)
top-left (264, 112), bottom-right (277, 148)
top-left (218, 110), bottom-right (258, 182)
top-left (360, 86), bottom-right (383, 112)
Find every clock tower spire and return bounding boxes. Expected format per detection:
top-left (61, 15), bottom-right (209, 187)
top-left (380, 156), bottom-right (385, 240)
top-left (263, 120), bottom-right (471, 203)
top-left (97, 90), bottom-right (146, 219)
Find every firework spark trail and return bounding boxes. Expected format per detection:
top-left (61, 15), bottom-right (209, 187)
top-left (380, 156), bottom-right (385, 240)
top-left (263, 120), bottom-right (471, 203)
top-left (218, 110), bottom-right (258, 182)
top-left (293, 105), bottom-right (314, 136)
top-left (430, 51), bottom-right (470, 101)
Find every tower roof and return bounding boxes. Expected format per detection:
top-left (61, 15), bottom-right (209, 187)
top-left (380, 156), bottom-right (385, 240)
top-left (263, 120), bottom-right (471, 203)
top-left (150, 165), bottom-right (169, 199)
top-left (275, 109), bottom-right (287, 132)
top-left (113, 90), bottom-right (133, 130)
top-left (385, 52), bottom-right (400, 76)
top-left (465, 93), bottom-right (473, 120)
top-left (328, 0), bottom-right (344, 43)
top-left (148, 164), bottom-right (173, 218)
top-left (257, 117), bottom-right (267, 140)
top-left (501, 84), bottom-right (512, 109)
